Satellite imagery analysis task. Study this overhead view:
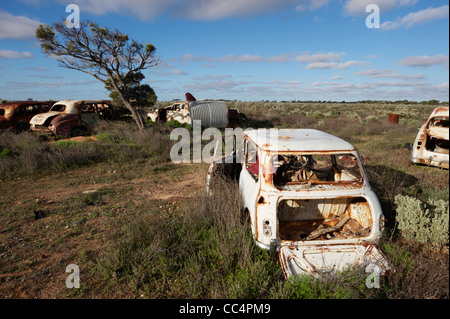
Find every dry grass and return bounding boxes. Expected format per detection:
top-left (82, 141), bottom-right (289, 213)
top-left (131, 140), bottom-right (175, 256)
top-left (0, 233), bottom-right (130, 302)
top-left (382, 241), bottom-right (449, 299)
top-left (90, 178), bottom-right (280, 299)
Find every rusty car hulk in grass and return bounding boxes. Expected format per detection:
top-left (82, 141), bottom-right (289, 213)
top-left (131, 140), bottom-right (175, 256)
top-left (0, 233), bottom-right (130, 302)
top-left (0, 101), bottom-right (52, 132)
top-left (29, 99), bottom-right (113, 137)
top-left (410, 106), bottom-right (449, 169)
top-left (206, 128), bottom-right (390, 279)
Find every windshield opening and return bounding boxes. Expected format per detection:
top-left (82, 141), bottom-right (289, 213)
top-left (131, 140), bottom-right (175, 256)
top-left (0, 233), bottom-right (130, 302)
top-left (50, 104), bottom-right (66, 112)
top-left (272, 153), bottom-right (363, 187)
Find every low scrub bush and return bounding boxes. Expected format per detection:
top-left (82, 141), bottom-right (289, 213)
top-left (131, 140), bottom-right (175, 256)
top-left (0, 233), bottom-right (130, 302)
top-left (395, 195), bottom-right (449, 249)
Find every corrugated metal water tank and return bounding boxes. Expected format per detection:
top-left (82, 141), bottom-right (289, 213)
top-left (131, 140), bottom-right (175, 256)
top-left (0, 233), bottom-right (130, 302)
top-left (189, 101), bottom-right (228, 128)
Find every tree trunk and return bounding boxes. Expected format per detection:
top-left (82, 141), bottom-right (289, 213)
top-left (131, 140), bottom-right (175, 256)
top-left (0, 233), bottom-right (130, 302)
top-left (123, 98), bottom-right (145, 131)
top-left (108, 75), bottom-right (145, 131)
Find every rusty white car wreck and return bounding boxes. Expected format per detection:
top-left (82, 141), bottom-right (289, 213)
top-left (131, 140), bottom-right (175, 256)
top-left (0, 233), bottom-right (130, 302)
top-left (206, 128), bottom-right (390, 279)
top-left (29, 100), bottom-right (113, 137)
top-left (410, 106), bottom-right (449, 169)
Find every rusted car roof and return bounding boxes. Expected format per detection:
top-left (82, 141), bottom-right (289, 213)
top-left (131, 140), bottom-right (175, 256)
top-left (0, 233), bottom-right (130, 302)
top-left (0, 101), bottom-right (52, 107)
top-left (244, 128), bottom-right (356, 152)
top-left (0, 100), bottom-right (53, 113)
top-left (430, 106), bottom-right (449, 118)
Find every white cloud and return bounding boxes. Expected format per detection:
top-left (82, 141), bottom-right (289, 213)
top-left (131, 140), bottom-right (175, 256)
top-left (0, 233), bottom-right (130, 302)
top-left (183, 77), bottom-right (304, 98)
top-left (295, 0), bottom-right (330, 12)
top-left (193, 74), bottom-right (232, 81)
top-left (0, 50), bottom-right (35, 59)
top-left (397, 54), bottom-right (449, 68)
top-left (381, 5), bottom-right (449, 30)
top-left (174, 53), bottom-right (290, 64)
top-left (305, 60), bottom-right (366, 69)
top-left (185, 80), bottom-right (240, 92)
top-left (295, 52), bottom-right (368, 70)
top-left (182, 76), bottom-right (449, 101)
top-left (171, 69), bottom-right (188, 75)
top-left (5, 80), bottom-right (97, 89)
top-left (355, 69), bottom-right (425, 80)
top-left (180, 0), bottom-right (299, 20)
top-left (0, 10), bottom-right (42, 39)
top-left (435, 82), bottom-right (449, 92)
top-left (24, 66), bottom-right (51, 72)
top-left (55, 0), bottom-right (299, 21)
top-left (217, 54), bottom-right (290, 63)
top-left (263, 80), bottom-right (303, 88)
top-left (364, 54), bottom-right (380, 59)
top-left (295, 52), bottom-right (343, 63)
top-left (314, 80), bottom-right (449, 101)
top-left (343, 0), bottom-right (418, 16)
top-left (16, 0), bottom-right (42, 5)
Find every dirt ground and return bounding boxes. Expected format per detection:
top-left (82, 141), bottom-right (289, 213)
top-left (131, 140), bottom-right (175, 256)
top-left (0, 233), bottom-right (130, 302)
top-left (0, 162), bottom-right (208, 298)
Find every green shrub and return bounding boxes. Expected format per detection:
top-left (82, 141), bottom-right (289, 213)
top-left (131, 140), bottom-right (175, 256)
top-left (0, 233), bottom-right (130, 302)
top-left (395, 195), bottom-right (449, 248)
top-left (166, 120), bottom-right (192, 130)
top-left (0, 147), bottom-right (10, 158)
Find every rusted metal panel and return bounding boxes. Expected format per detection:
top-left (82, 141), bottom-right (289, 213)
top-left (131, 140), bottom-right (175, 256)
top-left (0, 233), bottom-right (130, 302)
top-left (411, 106), bottom-right (449, 169)
top-left (427, 126), bottom-right (448, 140)
top-left (279, 243), bottom-right (390, 279)
top-left (245, 129), bottom-right (356, 152)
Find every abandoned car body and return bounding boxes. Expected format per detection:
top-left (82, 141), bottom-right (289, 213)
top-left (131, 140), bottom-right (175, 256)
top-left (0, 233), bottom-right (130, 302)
top-left (29, 100), bottom-right (112, 137)
top-left (410, 107), bottom-right (449, 169)
top-left (0, 101), bottom-right (52, 131)
top-left (206, 128), bottom-right (390, 278)
top-left (147, 92), bottom-right (239, 128)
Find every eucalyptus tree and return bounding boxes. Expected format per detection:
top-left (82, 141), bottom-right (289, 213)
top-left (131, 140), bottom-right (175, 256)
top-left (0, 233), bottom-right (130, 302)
top-left (36, 20), bottom-right (159, 130)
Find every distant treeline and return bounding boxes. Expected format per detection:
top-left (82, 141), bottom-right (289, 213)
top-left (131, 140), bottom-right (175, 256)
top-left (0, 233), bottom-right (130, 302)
top-left (218, 99), bottom-right (449, 105)
top-left (2, 98), bottom-right (449, 105)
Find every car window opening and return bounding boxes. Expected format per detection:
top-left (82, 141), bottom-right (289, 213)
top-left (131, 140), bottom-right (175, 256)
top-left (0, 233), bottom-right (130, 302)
top-left (426, 116), bottom-right (449, 154)
top-left (272, 153), bottom-right (362, 188)
top-left (50, 104), bottom-right (66, 112)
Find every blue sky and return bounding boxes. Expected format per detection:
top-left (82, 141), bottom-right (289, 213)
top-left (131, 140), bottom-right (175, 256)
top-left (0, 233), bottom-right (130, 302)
top-left (0, 0), bottom-right (449, 102)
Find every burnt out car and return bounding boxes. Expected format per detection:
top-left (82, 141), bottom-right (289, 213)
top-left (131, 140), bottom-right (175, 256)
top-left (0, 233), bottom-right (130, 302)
top-left (29, 100), bottom-right (112, 137)
top-left (0, 101), bottom-right (52, 132)
top-left (411, 106), bottom-right (449, 169)
top-left (206, 128), bottom-right (390, 279)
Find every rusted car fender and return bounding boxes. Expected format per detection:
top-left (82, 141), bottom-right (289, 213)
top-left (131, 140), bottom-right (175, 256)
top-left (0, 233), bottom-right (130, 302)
top-left (50, 115), bottom-right (88, 137)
